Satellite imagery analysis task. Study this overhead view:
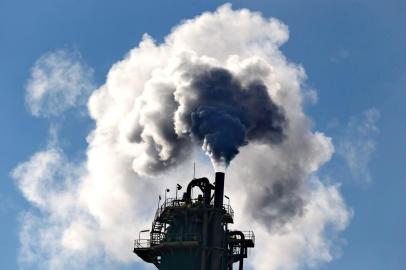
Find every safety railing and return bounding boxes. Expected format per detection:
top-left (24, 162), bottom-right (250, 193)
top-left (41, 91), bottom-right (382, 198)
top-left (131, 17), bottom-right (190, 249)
top-left (135, 232), bottom-right (203, 249)
top-left (163, 232), bottom-right (202, 243)
top-left (228, 231), bottom-right (255, 242)
top-left (134, 239), bottom-right (151, 249)
top-left (155, 198), bottom-right (184, 217)
top-left (223, 204), bottom-right (234, 220)
top-left (154, 198), bottom-right (234, 221)
top-left (242, 231), bottom-right (255, 242)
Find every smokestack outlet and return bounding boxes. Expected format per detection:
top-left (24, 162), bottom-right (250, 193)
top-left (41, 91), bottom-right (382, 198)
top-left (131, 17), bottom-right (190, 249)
top-left (214, 172), bottom-right (225, 208)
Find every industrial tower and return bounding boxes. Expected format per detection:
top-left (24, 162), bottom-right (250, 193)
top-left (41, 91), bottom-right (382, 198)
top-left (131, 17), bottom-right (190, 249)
top-left (134, 172), bottom-right (255, 270)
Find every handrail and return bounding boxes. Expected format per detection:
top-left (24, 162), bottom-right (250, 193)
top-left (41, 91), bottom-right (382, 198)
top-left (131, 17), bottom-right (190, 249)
top-left (134, 239), bottom-right (151, 249)
top-left (135, 232), bottom-right (203, 249)
top-left (228, 231), bottom-right (255, 244)
top-left (154, 198), bottom-right (234, 221)
top-left (222, 204), bottom-right (234, 220)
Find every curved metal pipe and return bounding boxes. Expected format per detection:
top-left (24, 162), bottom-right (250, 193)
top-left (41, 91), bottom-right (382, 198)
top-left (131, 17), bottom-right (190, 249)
top-left (228, 231), bottom-right (245, 270)
top-left (185, 177), bottom-right (214, 206)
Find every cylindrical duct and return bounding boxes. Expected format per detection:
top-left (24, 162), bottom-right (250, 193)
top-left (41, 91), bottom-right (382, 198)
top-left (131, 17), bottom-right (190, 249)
top-left (214, 172), bottom-right (225, 209)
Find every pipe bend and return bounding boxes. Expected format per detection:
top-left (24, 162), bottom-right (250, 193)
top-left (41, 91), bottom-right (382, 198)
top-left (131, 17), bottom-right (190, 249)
top-left (185, 177), bottom-right (214, 205)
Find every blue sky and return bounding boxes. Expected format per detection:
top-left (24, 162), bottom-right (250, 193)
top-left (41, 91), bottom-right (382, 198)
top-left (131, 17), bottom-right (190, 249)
top-left (1, 0), bottom-right (405, 269)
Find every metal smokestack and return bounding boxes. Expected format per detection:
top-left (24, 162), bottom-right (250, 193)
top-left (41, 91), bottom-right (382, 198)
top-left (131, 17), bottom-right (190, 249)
top-left (214, 172), bottom-right (225, 208)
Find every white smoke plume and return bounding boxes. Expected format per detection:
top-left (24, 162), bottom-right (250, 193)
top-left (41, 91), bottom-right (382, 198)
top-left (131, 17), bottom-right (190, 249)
top-left (12, 4), bottom-right (351, 270)
top-left (25, 49), bottom-right (95, 117)
top-left (337, 108), bottom-right (380, 183)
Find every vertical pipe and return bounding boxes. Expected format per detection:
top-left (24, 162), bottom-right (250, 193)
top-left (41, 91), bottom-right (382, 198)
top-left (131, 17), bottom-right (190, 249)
top-left (201, 210), bottom-right (208, 270)
top-left (210, 172), bottom-right (226, 270)
top-left (214, 172), bottom-right (225, 209)
top-left (239, 259), bottom-right (244, 270)
top-left (204, 186), bottom-right (211, 206)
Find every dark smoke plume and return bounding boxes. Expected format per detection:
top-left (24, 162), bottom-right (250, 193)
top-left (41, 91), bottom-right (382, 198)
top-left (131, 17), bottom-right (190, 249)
top-left (130, 64), bottom-right (287, 174)
top-left (252, 176), bottom-right (305, 228)
top-left (180, 67), bottom-right (286, 167)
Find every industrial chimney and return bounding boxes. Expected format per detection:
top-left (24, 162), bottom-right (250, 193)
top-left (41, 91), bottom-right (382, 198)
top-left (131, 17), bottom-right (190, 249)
top-left (214, 172), bottom-right (225, 209)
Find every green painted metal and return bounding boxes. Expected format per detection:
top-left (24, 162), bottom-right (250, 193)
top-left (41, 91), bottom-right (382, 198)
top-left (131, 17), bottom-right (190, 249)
top-left (133, 173), bottom-right (254, 270)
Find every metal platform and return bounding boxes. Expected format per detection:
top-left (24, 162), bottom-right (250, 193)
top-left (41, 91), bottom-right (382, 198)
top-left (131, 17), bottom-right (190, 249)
top-left (155, 198), bottom-right (234, 224)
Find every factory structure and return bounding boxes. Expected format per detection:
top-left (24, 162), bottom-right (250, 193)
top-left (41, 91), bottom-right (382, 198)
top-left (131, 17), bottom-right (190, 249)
top-left (134, 172), bottom-right (255, 270)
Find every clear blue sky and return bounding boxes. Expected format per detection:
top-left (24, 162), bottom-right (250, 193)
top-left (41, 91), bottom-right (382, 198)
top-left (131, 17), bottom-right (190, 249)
top-left (1, 0), bottom-right (405, 269)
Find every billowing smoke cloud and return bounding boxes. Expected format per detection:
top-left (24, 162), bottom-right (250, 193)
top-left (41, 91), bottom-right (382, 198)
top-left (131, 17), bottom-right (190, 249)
top-left (13, 4), bottom-right (352, 270)
top-left (129, 61), bottom-right (286, 173)
top-left (25, 49), bottom-right (95, 117)
top-left (182, 67), bottom-right (286, 167)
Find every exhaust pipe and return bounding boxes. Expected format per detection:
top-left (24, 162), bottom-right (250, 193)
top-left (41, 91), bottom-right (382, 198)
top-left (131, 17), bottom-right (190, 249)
top-left (214, 172), bottom-right (225, 209)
